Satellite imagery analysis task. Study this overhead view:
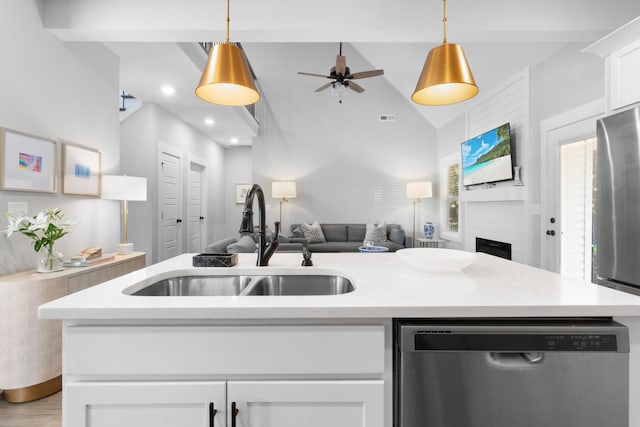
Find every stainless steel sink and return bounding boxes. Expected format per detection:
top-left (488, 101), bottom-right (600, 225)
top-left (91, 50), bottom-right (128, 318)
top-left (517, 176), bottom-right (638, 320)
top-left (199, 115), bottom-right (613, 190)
top-left (127, 275), bottom-right (254, 296)
top-left (243, 275), bottom-right (355, 296)
top-left (125, 274), bottom-right (355, 296)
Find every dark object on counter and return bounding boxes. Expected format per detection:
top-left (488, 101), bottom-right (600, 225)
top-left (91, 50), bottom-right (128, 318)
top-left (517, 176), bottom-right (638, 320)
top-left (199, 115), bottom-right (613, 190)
top-left (302, 248), bottom-right (313, 266)
top-left (192, 253), bottom-right (238, 267)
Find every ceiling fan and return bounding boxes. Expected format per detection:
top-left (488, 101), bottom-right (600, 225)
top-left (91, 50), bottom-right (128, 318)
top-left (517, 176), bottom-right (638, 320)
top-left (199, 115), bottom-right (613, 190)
top-left (297, 42), bottom-right (384, 99)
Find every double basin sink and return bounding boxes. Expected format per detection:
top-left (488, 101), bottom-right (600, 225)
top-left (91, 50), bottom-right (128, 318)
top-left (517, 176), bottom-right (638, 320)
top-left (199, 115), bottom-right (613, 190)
top-left (125, 274), bottom-right (355, 297)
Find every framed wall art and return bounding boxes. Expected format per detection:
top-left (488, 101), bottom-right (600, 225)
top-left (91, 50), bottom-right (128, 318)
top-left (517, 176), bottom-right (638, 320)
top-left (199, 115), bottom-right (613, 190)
top-left (62, 142), bottom-right (101, 196)
top-left (0, 128), bottom-right (57, 193)
top-left (236, 183), bottom-right (252, 204)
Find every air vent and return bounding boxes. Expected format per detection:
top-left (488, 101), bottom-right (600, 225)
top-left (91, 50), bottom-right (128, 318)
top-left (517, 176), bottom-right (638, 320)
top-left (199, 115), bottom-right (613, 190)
top-left (379, 114), bottom-right (396, 122)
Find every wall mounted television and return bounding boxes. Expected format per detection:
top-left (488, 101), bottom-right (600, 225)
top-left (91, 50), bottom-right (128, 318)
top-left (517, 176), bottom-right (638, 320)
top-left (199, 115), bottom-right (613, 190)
top-left (461, 123), bottom-right (514, 186)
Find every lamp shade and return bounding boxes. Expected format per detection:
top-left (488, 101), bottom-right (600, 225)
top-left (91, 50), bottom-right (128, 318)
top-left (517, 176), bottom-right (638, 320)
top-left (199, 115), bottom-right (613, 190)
top-left (406, 181), bottom-right (433, 199)
top-left (102, 175), bottom-right (147, 201)
top-left (272, 181), bottom-right (297, 199)
top-left (195, 43), bottom-right (260, 106)
top-left (411, 43), bottom-right (478, 106)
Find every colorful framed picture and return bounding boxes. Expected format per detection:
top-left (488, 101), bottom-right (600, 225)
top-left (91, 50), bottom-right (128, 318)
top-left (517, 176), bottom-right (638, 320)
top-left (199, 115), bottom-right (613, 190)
top-left (236, 183), bottom-right (252, 204)
top-left (0, 128), bottom-right (57, 193)
top-left (62, 143), bottom-right (101, 196)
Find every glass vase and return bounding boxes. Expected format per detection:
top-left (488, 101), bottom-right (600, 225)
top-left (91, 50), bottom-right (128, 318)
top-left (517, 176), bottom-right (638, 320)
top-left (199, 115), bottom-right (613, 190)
top-left (36, 246), bottom-right (64, 273)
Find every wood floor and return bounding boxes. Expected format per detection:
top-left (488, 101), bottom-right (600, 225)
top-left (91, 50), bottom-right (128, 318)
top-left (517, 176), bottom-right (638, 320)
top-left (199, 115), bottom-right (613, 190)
top-left (0, 391), bottom-right (61, 427)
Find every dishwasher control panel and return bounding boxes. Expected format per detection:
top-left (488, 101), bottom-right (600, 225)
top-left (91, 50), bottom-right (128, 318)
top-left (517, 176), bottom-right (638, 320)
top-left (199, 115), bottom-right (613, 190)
top-left (413, 332), bottom-right (620, 351)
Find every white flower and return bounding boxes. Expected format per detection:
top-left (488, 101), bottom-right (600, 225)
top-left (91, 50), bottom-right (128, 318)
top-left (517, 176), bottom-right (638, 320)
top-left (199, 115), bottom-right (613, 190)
top-left (4, 214), bottom-right (26, 238)
top-left (28, 211), bottom-right (49, 231)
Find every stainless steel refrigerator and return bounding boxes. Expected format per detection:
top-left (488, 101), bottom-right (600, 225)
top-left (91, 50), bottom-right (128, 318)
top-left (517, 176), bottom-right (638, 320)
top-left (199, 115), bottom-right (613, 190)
top-left (596, 106), bottom-right (640, 295)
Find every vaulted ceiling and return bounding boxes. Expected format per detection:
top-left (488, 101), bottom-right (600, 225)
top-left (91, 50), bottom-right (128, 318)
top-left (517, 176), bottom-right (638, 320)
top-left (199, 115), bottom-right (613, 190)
top-left (39, 0), bottom-right (640, 145)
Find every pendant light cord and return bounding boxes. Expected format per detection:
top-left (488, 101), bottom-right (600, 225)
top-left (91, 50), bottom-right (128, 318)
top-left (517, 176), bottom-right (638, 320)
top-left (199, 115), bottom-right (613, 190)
top-left (442, 0), bottom-right (448, 44)
top-left (226, 0), bottom-right (230, 44)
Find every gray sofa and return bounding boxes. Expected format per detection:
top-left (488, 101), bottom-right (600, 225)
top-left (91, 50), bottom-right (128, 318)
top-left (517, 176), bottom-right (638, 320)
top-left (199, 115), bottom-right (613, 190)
top-left (203, 234), bottom-right (306, 254)
top-left (289, 223), bottom-right (406, 252)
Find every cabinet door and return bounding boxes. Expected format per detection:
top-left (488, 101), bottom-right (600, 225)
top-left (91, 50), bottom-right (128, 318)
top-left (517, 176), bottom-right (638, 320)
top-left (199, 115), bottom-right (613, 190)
top-left (228, 380), bottom-right (384, 427)
top-left (65, 381), bottom-right (225, 427)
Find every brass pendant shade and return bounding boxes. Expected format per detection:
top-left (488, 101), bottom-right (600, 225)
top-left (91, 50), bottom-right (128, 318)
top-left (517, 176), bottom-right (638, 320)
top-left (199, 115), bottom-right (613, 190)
top-left (196, 43), bottom-right (260, 106)
top-left (411, 43), bottom-right (478, 106)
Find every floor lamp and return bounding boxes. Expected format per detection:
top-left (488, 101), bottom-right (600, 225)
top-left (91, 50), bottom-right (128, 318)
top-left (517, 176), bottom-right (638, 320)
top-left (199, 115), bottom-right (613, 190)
top-left (272, 181), bottom-right (296, 230)
top-left (406, 182), bottom-right (433, 248)
top-left (102, 175), bottom-right (148, 254)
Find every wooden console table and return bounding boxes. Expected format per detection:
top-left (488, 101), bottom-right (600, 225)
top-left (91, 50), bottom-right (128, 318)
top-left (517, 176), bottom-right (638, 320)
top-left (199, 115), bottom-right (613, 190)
top-left (0, 252), bottom-right (145, 403)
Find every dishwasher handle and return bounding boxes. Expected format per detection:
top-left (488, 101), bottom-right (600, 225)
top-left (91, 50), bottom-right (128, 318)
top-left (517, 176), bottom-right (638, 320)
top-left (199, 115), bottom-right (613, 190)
top-left (487, 352), bottom-right (545, 367)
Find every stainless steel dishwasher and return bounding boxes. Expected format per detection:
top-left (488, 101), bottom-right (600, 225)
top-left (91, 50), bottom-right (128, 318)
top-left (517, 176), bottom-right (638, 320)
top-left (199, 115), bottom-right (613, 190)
top-left (394, 319), bottom-right (629, 427)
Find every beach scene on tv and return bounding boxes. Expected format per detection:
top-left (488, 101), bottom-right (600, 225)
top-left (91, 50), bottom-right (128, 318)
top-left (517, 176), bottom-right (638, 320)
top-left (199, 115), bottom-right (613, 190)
top-left (462, 123), bottom-right (513, 186)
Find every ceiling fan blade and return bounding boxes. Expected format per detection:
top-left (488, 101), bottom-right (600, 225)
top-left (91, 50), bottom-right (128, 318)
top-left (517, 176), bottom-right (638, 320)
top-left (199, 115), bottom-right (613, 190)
top-left (349, 69), bottom-right (384, 79)
top-left (347, 81), bottom-right (365, 93)
top-left (335, 55), bottom-right (347, 76)
top-left (298, 72), bottom-right (331, 78)
top-left (315, 82), bottom-right (334, 92)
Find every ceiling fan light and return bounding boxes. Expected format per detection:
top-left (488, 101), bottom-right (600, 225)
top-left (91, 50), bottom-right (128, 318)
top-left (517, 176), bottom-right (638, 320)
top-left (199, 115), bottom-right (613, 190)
top-left (411, 43), bottom-right (478, 106)
top-left (195, 43), bottom-right (260, 106)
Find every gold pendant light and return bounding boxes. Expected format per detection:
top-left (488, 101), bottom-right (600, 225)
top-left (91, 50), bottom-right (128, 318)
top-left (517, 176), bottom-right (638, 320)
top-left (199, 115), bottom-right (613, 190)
top-left (412, 0), bottom-right (478, 106)
top-left (195, 0), bottom-right (260, 106)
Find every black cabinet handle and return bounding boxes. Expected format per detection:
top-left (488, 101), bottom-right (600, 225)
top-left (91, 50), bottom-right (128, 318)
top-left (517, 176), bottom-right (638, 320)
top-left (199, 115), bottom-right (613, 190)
top-left (546, 230), bottom-right (555, 236)
top-left (176, 218), bottom-right (183, 223)
top-left (231, 402), bottom-right (239, 427)
top-left (209, 402), bottom-right (217, 427)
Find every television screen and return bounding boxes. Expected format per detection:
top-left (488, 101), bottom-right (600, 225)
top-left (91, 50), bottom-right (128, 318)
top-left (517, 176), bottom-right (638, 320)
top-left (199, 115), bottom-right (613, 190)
top-left (461, 123), bottom-right (513, 186)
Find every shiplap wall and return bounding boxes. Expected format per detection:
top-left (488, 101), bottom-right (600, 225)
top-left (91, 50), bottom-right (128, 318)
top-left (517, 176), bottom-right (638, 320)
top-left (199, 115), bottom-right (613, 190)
top-left (462, 70), bottom-right (530, 263)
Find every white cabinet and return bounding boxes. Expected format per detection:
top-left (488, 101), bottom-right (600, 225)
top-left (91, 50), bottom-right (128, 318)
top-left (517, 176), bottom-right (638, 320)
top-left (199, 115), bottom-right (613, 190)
top-left (229, 380), bottom-right (383, 427)
top-left (65, 380), bottom-right (383, 427)
top-left (66, 381), bottom-right (226, 427)
top-left (61, 324), bottom-right (386, 427)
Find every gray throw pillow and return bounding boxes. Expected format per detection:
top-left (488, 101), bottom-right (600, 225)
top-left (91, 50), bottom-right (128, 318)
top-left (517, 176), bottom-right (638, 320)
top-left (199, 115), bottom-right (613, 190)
top-left (300, 221), bottom-right (326, 243)
top-left (226, 235), bottom-right (257, 253)
top-left (363, 222), bottom-right (387, 243)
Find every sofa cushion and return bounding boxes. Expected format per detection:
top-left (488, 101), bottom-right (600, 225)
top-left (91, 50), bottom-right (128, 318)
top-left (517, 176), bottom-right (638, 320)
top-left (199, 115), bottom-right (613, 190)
top-left (364, 222), bottom-right (387, 243)
top-left (347, 224), bottom-right (366, 242)
top-left (203, 237), bottom-right (238, 254)
top-left (300, 221), bottom-right (326, 243)
top-left (321, 224), bottom-right (347, 242)
top-left (308, 242), bottom-right (362, 252)
top-left (388, 227), bottom-right (405, 245)
top-left (226, 235), bottom-right (257, 253)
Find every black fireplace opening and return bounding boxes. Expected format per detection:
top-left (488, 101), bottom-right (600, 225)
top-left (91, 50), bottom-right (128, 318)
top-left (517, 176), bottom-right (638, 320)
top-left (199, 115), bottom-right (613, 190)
top-left (476, 237), bottom-right (512, 260)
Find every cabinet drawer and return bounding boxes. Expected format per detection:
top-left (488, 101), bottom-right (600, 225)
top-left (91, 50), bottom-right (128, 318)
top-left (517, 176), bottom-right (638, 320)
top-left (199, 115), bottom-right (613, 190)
top-left (64, 325), bottom-right (385, 376)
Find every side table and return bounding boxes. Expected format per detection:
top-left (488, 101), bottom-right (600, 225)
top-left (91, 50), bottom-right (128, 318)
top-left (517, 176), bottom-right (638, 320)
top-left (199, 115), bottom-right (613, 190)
top-left (414, 237), bottom-right (445, 248)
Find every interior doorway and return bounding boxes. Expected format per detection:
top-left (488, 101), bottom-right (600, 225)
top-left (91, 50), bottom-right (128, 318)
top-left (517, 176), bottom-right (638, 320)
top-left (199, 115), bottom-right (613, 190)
top-left (157, 143), bottom-right (183, 262)
top-left (187, 161), bottom-right (207, 253)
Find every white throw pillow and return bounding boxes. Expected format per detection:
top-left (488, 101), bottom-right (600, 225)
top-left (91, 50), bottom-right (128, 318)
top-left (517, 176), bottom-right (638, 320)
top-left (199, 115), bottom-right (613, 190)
top-left (300, 221), bottom-right (326, 243)
top-left (364, 222), bottom-right (387, 243)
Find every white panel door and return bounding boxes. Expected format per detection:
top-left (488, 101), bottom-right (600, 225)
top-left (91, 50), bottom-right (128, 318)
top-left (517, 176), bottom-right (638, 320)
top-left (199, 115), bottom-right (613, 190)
top-left (188, 162), bottom-right (206, 253)
top-left (540, 100), bottom-right (603, 273)
top-left (158, 148), bottom-right (182, 261)
top-left (65, 381), bottom-right (226, 427)
top-left (227, 380), bottom-right (384, 427)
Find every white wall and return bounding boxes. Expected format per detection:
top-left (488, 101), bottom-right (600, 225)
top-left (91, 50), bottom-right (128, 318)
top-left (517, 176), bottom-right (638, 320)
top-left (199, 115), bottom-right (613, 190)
top-left (247, 43), bottom-right (438, 238)
top-left (223, 147), bottom-right (252, 238)
top-left (120, 103), bottom-right (226, 263)
top-left (0, 0), bottom-right (120, 276)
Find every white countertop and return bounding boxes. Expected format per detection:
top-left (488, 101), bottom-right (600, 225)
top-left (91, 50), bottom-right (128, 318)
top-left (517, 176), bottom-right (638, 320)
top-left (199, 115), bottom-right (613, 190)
top-left (38, 251), bottom-right (640, 320)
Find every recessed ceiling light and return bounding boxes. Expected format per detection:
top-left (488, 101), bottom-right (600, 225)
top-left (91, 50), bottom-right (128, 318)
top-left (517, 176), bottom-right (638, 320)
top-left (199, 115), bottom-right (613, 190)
top-left (161, 85), bottom-right (175, 96)
top-left (204, 118), bottom-right (215, 126)
top-left (230, 138), bottom-right (239, 144)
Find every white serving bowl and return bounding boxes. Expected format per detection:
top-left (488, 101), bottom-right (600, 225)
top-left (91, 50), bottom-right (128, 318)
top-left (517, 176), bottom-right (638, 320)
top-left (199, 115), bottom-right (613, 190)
top-left (396, 248), bottom-right (476, 272)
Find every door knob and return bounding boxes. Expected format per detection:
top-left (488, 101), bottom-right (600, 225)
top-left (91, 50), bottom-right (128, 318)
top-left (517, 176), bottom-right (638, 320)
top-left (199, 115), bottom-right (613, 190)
top-left (176, 218), bottom-right (183, 224)
top-left (546, 230), bottom-right (555, 236)
top-left (199, 216), bottom-right (204, 220)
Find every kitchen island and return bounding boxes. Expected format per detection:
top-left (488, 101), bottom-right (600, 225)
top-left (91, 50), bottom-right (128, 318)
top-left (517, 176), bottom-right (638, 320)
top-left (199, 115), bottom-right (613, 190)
top-left (39, 252), bottom-right (640, 427)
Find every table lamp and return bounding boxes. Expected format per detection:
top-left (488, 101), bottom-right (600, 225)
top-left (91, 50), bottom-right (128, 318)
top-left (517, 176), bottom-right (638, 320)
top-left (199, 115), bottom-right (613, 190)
top-left (102, 175), bottom-right (147, 254)
top-left (406, 181), bottom-right (433, 248)
top-left (272, 181), bottom-right (296, 228)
